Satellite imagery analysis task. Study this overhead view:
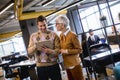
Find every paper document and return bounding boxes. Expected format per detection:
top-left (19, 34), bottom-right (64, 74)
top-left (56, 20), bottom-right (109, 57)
top-left (36, 40), bottom-right (53, 49)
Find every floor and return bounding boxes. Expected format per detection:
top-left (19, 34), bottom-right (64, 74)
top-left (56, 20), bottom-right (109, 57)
top-left (0, 65), bottom-right (116, 80)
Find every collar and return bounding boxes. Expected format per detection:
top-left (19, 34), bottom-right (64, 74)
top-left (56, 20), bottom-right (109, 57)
top-left (63, 29), bottom-right (70, 36)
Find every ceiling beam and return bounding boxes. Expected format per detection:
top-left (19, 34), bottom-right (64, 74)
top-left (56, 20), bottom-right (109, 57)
top-left (14, 0), bottom-right (17, 18)
top-left (19, 10), bottom-right (67, 20)
top-left (0, 30), bottom-right (21, 39)
top-left (14, 0), bottom-right (23, 19)
top-left (0, 30), bottom-right (21, 42)
top-left (19, 0), bottom-right (23, 17)
top-left (14, 0), bottom-right (67, 21)
top-left (19, 10), bottom-right (56, 20)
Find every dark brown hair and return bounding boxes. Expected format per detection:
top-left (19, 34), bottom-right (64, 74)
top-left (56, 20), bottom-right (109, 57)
top-left (37, 15), bottom-right (46, 23)
top-left (81, 33), bottom-right (87, 41)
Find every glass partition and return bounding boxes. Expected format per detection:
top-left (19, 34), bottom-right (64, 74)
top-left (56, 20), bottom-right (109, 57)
top-left (78, 0), bottom-right (120, 49)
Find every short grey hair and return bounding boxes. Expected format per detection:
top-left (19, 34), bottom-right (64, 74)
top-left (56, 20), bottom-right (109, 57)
top-left (56, 16), bottom-right (69, 27)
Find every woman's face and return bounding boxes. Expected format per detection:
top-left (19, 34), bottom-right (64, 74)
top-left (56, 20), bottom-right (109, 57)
top-left (37, 20), bottom-right (47, 33)
top-left (55, 19), bottom-right (63, 31)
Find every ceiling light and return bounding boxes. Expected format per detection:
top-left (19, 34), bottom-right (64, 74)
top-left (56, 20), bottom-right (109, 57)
top-left (10, 14), bottom-right (15, 19)
top-left (0, 2), bottom-right (14, 15)
top-left (42, 0), bottom-right (55, 7)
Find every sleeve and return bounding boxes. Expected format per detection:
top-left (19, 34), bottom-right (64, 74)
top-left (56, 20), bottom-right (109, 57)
top-left (49, 33), bottom-right (60, 55)
top-left (27, 34), bottom-right (37, 56)
top-left (67, 34), bottom-right (83, 55)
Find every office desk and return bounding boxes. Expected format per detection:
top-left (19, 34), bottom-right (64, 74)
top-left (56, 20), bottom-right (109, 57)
top-left (107, 34), bottom-right (120, 44)
top-left (9, 60), bottom-right (35, 67)
top-left (84, 49), bottom-right (120, 67)
top-left (9, 60), bottom-right (38, 80)
top-left (0, 61), bottom-right (10, 67)
top-left (84, 49), bottom-right (120, 60)
top-left (83, 49), bottom-right (120, 80)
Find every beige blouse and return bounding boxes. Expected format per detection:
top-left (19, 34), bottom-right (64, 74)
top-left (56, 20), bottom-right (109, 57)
top-left (27, 30), bottom-right (60, 67)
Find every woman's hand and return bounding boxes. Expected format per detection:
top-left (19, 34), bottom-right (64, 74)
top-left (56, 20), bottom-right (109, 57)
top-left (60, 49), bottom-right (68, 54)
top-left (41, 47), bottom-right (53, 54)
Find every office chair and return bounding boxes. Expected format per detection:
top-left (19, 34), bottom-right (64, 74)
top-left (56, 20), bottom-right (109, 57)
top-left (89, 43), bottom-right (112, 80)
top-left (89, 43), bottom-right (111, 55)
top-left (2, 55), bottom-right (21, 79)
top-left (2, 63), bottom-right (19, 79)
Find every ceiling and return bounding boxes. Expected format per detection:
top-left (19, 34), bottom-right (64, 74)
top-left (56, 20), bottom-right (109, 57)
top-left (0, 0), bottom-right (83, 33)
top-left (1, 0), bottom-right (101, 42)
top-left (0, 0), bottom-right (116, 42)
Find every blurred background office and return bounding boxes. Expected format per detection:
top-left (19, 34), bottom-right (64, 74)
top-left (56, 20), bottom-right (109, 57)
top-left (0, 0), bottom-right (120, 80)
top-left (1, 0), bottom-right (120, 59)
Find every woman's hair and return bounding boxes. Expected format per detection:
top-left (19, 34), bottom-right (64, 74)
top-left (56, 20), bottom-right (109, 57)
top-left (37, 15), bottom-right (47, 23)
top-left (81, 33), bottom-right (87, 41)
top-left (56, 16), bottom-right (69, 27)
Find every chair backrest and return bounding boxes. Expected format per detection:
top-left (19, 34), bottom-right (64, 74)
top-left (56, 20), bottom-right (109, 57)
top-left (3, 63), bottom-right (18, 78)
top-left (89, 43), bottom-right (111, 56)
top-left (2, 55), bottom-right (13, 61)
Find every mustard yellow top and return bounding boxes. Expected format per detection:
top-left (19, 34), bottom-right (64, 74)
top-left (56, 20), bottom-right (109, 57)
top-left (60, 31), bottom-right (82, 68)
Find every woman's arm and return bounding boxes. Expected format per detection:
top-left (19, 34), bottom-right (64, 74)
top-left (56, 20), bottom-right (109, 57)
top-left (27, 34), bottom-right (37, 55)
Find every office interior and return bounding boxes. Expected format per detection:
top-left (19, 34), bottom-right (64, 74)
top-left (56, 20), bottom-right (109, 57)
top-left (0, 0), bottom-right (120, 80)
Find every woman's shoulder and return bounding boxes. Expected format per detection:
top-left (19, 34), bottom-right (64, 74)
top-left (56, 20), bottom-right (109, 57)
top-left (47, 30), bottom-right (58, 37)
top-left (69, 31), bottom-right (76, 36)
top-left (47, 30), bottom-right (55, 34)
top-left (31, 32), bottom-right (38, 37)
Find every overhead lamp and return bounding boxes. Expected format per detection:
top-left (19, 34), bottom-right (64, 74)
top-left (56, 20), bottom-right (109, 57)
top-left (42, 0), bottom-right (55, 7)
top-left (0, 1), bottom-right (14, 15)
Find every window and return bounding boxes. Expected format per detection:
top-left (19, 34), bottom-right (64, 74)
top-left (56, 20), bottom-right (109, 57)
top-left (79, 0), bottom-right (120, 33)
top-left (0, 36), bottom-right (26, 57)
top-left (77, 0), bottom-right (120, 49)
